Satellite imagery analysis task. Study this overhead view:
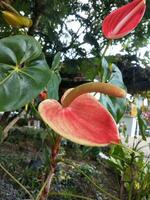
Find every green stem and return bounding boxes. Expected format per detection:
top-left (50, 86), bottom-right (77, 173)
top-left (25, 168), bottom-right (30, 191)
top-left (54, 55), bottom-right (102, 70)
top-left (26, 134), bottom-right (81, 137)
top-left (116, 143), bottom-right (140, 155)
top-left (128, 181), bottom-right (134, 200)
top-left (101, 40), bottom-right (112, 59)
top-left (0, 163), bottom-right (34, 200)
top-left (99, 40), bottom-right (112, 82)
top-left (120, 174), bottom-right (125, 199)
top-left (49, 191), bottom-right (94, 200)
top-left (30, 103), bottom-right (62, 200)
top-left (60, 159), bottom-right (120, 200)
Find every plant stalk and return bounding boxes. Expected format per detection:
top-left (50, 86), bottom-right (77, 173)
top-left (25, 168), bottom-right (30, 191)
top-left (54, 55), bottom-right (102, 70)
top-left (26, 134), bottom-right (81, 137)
top-left (120, 174), bottom-right (125, 200)
top-left (37, 136), bottom-right (62, 200)
top-left (101, 40), bottom-right (112, 59)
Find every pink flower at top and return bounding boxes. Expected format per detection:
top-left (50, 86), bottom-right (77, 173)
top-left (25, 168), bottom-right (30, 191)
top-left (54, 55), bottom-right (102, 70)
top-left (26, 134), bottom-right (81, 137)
top-left (102, 0), bottom-right (146, 39)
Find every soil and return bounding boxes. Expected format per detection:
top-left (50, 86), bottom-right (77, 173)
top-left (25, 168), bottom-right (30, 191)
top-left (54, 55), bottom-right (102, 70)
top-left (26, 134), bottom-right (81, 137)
top-left (0, 127), bottom-right (121, 200)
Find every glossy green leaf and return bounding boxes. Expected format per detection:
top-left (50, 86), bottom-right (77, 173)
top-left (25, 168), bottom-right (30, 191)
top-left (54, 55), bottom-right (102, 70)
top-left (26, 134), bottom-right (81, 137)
top-left (100, 62), bottom-right (127, 123)
top-left (109, 64), bottom-right (124, 87)
top-left (47, 71), bottom-right (61, 100)
top-left (100, 94), bottom-right (127, 123)
top-left (0, 35), bottom-right (50, 111)
top-left (48, 52), bottom-right (61, 100)
top-left (51, 52), bottom-right (61, 71)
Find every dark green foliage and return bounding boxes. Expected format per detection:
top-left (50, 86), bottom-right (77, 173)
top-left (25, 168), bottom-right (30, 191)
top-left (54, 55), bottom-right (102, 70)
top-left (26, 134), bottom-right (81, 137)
top-left (107, 144), bottom-right (150, 200)
top-left (99, 58), bottom-right (127, 122)
top-left (48, 52), bottom-right (61, 100)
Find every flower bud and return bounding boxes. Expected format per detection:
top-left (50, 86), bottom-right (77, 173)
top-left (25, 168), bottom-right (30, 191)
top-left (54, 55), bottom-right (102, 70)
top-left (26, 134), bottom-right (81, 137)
top-left (102, 0), bottom-right (146, 39)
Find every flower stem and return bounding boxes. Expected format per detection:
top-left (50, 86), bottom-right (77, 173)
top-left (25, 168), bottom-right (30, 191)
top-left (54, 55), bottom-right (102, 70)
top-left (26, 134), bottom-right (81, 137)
top-left (37, 135), bottom-right (62, 200)
top-left (0, 164), bottom-right (34, 200)
top-left (62, 82), bottom-right (126, 107)
top-left (31, 102), bottom-right (56, 143)
top-left (37, 170), bottom-right (55, 200)
top-left (101, 40), bottom-right (112, 59)
top-left (35, 177), bottom-right (49, 200)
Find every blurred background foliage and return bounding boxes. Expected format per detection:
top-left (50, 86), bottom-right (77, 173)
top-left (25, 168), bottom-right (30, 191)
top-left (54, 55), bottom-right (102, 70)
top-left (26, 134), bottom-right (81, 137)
top-left (0, 0), bottom-right (150, 59)
top-left (1, 0), bottom-right (149, 94)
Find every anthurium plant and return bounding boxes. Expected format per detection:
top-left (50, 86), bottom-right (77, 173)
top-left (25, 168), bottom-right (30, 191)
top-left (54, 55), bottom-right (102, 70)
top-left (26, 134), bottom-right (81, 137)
top-left (0, 1), bottom-right (147, 200)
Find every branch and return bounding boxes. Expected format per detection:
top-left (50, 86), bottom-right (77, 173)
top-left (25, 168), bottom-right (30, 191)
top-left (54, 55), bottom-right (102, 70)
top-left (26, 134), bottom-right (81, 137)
top-left (28, 0), bottom-right (47, 35)
top-left (37, 136), bottom-right (62, 200)
top-left (2, 110), bottom-right (26, 141)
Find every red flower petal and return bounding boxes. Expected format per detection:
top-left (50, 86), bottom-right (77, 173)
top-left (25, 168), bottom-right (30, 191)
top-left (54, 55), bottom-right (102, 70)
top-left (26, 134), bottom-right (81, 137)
top-left (102, 0), bottom-right (146, 39)
top-left (39, 93), bottom-right (120, 146)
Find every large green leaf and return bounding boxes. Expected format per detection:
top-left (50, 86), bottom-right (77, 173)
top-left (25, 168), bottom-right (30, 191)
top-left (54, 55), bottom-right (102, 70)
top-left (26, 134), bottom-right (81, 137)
top-left (47, 52), bottom-right (61, 100)
top-left (100, 61), bottom-right (127, 123)
top-left (0, 35), bottom-right (51, 111)
top-left (47, 71), bottom-right (61, 100)
top-left (51, 52), bottom-right (61, 71)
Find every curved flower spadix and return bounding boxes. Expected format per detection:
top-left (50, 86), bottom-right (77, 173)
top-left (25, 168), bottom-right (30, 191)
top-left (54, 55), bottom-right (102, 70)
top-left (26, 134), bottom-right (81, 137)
top-left (102, 0), bottom-right (146, 39)
top-left (38, 83), bottom-right (126, 146)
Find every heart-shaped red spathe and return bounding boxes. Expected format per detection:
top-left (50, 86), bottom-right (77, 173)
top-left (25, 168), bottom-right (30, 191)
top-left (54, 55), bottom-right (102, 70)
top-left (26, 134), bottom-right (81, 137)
top-left (102, 0), bottom-right (146, 39)
top-left (39, 93), bottom-right (120, 146)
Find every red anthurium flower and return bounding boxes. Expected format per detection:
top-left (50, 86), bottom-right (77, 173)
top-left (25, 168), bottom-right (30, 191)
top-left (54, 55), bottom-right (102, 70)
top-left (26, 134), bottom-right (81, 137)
top-left (38, 83), bottom-right (126, 146)
top-left (102, 0), bottom-right (146, 39)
